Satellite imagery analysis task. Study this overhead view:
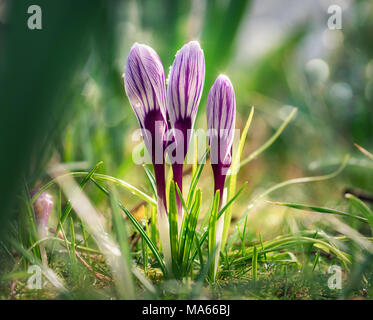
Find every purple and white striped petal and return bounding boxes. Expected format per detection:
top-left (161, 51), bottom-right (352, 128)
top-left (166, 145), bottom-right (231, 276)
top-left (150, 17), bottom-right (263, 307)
top-left (124, 43), bottom-right (168, 160)
top-left (167, 40), bottom-right (205, 154)
top-left (123, 43), bottom-right (168, 213)
top-left (167, 41), bottom-right (205, 218)
top-left (207, 75), bottom-right (236, 196)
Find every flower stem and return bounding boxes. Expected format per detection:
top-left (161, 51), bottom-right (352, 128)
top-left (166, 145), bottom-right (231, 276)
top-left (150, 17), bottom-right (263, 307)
top-left (153, 163), bottom-right (167, 211)
top-left (211, 165), bottom-right (228, 280)
top-left (153, 163), bottom-right (172, 270)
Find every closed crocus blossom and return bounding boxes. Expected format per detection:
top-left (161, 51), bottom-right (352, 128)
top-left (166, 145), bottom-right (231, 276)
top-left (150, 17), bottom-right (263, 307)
top-left (31, 190), bottom-right (53, 266)
top-left (167, 41), bottom-right (205, 218)
top-left (124, 43), bottom-right (167, 209)
top-left (207, 74), bottom-right (236, 203)
top-left (32, 190), bottom-right (53, 235)
top-left (207, 74), bottom-right (236, 281)
top-left (124, 43), bottom-right (171, 266)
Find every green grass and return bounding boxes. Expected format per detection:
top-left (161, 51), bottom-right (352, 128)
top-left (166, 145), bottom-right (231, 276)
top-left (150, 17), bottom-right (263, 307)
top-left (2, 108), bottom-right (373, 300)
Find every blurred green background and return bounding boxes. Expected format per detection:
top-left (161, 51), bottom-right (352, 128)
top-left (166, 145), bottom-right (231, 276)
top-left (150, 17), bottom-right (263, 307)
top-left (0, 0), bottom-right (372, 243)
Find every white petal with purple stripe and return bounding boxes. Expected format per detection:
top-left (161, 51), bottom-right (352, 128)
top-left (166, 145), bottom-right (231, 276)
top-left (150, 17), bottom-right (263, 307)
top-left (167, 41), bottom-right (205, 126)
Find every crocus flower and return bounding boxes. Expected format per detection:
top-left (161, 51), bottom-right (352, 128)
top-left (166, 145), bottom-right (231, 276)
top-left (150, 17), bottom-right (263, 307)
top-left (123, 43), bottom-right (171, 265)
top-left (207, 74), bottom-right (236, 205)
top-left (124, 43), bottom-right (168, 209)
top-left (31, 190), bottom-right (53, 236)
top-left (167, 41), bottom-right (205, 218)
top-left (206, 74), bottom-right (236, 281)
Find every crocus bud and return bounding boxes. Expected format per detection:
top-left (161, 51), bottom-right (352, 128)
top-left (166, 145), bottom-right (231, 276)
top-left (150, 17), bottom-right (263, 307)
top-left (167, 41), bottom-right (205, 217)
top-left (207, 75), bottom-right (236, 202)
top-left (31, 190), bottom-right (53, 236)
top-left (124, 43), bottom-right (171, 266)
top-left (124, 43), bottom-right (168, 164)
top-left (31, 190), bottom-right (53, 267)
top-left (207, 75), bottom-right (236, 282)
top-left (124, 43), bottom-right (168, 212)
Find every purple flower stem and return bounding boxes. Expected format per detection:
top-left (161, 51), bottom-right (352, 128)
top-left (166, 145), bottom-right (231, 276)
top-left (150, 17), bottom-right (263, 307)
top-left (153, 163), bottom-right (167, 214)
top-left (211, 164), bottom-right (227, 210)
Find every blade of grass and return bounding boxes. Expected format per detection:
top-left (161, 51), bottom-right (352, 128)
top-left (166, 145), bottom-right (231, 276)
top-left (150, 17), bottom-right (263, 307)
top-left (218, 182), bottom-right (247, 220)
top-left (168, 181), bottom-right (179, 276)
top-left (85, 173), bottom-right (157, 206)
top-left (33, 168), bottom-right (156, 208)
top-left (182, 190), bottom-right (201, 275)
top-left (228, 155), bottom-right (350, 249)
top-left (186, 149), bottom-right (209, 208)
top-left (233, 234), bottom-right (350, 268)
top-left (80, 219), bottom-right (90, 264)
top-left (345, 193), bottom-right (373, 232)
top-left (252, 245), bottom-right (258, 283)
top-left (143, 165), bottom-right (157, 197)
top-left (259, 233), bottom-right (267, 264)
top-left (109, 187), bottom-right (135, 299)
top-left (241, 216), bottom-right (248, 256)
top-left (240, 107), bottom-right (297, 167)
top-left (190, 246), bottom-right (217, 299)
top-left (58, 216), bottom-right (71, 257)
top-left (312, 250), bottom-right (320, 271)
top-left (192, 135), bottom-right (198, 177)
top-left (354, 143), bottom-right (373, 161)
top-left (176, 184), bottom-right (191, 265)
top-left (188, 231), bottom-right (207, 274)
top-left (208, 190), bottom-right (220, 282)
top-left (28, 236), bottom-right (100, 255)
top-left (142, 236), bottom-right (149, 276)
top-left (267, 200), bottom-right (368, 223)
top-left (55, 161), bottom-right (103, 235)
top-left (91, 179), bottom-right (167, 276)
top-left (23, 185), bottom-right (41, 261)
top-left (49, 162), bottom-right (103, 258)
top-left (150, 203), bottom-right (158, 246)
top-left (222, 107), bottom-right (254, 251)
top-left (143, 206), bottom-right (151, 276)
top-left (165, 164), bottom-right (174, 209)
top-left (69, 217), bottom-right (76, 263)
top-left (190, 181), bottom-right (247, 263)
